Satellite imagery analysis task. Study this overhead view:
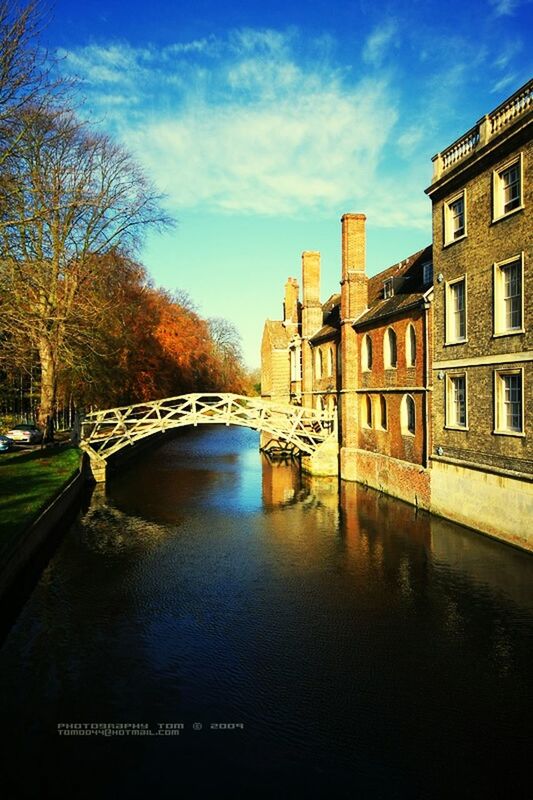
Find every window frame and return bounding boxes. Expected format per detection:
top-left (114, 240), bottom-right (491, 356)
top-left (384, 327), bottom-right (398, 369)
top-left (445, 275), bottom-right (468, 345)
top-left (492, 153), bottom-right (524, 222)
top-left (383, 278), bottom-right (394, 299)
top-left (401, 394), bottom-right (416, 436)
top-left (361, 394), bottom-right (373, 428)
top-left (494, 368), bottom-right (525, 437)
top-left (445, 372), bottom-right (468, 430)
top-left (362, 334), bottom-right (373, 372)
top-left (422, 261), bottom-right (433, 287)
top-left (378, 395), bottom-right (387, 430)
top-left (326, 347), bottom-right (334, 378)
top-left (315, 347), bottom-right (323, 379)
top-left (406, 323), bottom-right (416, 367)
top-left (493, 253), bottom-right (525, 337)
top-left (443, 189), bottom-right (467, 246)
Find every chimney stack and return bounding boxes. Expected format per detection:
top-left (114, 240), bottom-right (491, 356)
top-left (340, 213), bottom-right (368, 321)
top-left (283, 277), bottom-right (299, 326)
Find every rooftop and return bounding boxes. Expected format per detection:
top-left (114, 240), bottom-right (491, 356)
top-left (429, 78), bottom-right (532, 185)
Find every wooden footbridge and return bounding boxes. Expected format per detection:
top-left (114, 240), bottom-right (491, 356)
top-left (80, 393), bottom-right (336, 481)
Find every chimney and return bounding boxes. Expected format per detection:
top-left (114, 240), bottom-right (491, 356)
top-left (283, 277), bottom-right (299, 326)
top-left (340, 213), bottom-right (368, 321)
top-left (301, 251), bottom-right (322, 338)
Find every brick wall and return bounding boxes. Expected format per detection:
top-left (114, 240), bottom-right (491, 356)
top-left (431, 130), bottom-right (532, 474)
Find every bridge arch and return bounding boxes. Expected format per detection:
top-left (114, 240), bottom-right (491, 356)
top-left (80, 393), bottom-right (336, 482)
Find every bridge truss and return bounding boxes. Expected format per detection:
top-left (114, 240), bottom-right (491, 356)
top-left (80, 394), bottom-right (336, 476)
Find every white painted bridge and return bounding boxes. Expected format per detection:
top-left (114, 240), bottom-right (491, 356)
top-left (80, 393), bottom-right (336, 481)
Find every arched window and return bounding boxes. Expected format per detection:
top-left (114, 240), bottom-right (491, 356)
top-left (327, 347), bottom-right (334, 377)
top-left (401, 394), bottom-right (415, 435)
top-left (384, 328), bottom-right (397, 368)
top-left (361, 394), bottom-right (372, 428)
top-left (362, 334), bottom-right (373, 371)
top-left (315, 348), bottom-right (323, 378)
top-left (379, 395), bottom-right (387, 429)
top-left (406, 324), bottom-right (416, 367)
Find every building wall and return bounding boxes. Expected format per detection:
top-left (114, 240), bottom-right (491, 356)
top-left (356, 307), bottom-right (430, 466)
top-left (431, 134), bottom-right (532, 475)
top-left (260, 335), bottom-right (291, 403)
top-left (311, 339), bottom-right (339, 409)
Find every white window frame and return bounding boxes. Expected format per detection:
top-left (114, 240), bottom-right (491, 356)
top-left (443, 190), bottom-right (467, 246)
top-left (493, 253), bottom-right (525, 337)
top-left (445, 372), bottom-right (468, 430)
top-left (400, 394), bottom-right (416, 436)
top-left (406, 324), bottom-right (416, 367)
top-left (361, 334), bottom-right (372, 372)
top-left (494, 368), bottom-right (525, 437)
top-left (492, 153), bottom-right (524, 222)
top-left (290, 345), bottom-right (302, 381)
top-left (445, 275), bottom-right (467, 345)
top-left (315, 347), bottom-right (323, 379)
top-left (327, 347), bottom-right (334, 378)
top-left (384, 327), bottom-right (398, 369)
top-left (383, 278), bottom-right (394, 299)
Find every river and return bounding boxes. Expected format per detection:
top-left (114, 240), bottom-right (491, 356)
top-left (0, 426), bottom-right (532, 799)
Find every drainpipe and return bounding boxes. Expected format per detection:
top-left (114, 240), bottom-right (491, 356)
top-left (423, 300), bottom-right (430, 468)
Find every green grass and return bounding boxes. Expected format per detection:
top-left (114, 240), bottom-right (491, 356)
top-left (0, 446), bottom-right (81, 557)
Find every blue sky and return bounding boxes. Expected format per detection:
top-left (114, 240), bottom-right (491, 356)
top-left (44, 0), bottom-right (532, 366)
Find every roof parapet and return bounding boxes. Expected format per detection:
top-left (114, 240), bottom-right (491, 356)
top-left (431, 78), bottom-right (532, 183)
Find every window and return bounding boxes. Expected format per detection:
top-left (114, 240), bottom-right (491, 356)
top-left (379, 395), bottom-right (387, 430)
top-left (444, 191), bottom-right (466, 244)
top-left (384, 328), bottom-right (397, 368)
top-left (423, 262), bottom-right (433, 286)
top-left (446, 374), bottom-right (467, 429)
top-left (315, 348), bottom-right (323, 379)
top-left (445, 277), bottom-right (467, 343)
top-left (384, 278), bottom-right (394, 299)
top-left (401, 395), bottom-right (415, 435)
top-left (290, 346), bottom-right (302, 381)
top-left (362, 334), bottom-right (373, 371)
top-left (327, 347), bottom-right (334, 378)
top-left (493, 156), bottom-right (523, 220)
top-left (495, 370), bottom-right (523, 435)
top-left (406, 324), bottom-right (416, 367)
top-left (361, 395), bottom-right (372, 428)
top-left (494, 255), bottom-right (524, 335)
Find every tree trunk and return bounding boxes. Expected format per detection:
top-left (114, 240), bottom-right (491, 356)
top-left (37, 336), bottom-right (56, 436)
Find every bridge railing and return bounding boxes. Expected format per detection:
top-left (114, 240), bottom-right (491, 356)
top-left (80, 393), bottom-right (336, 462)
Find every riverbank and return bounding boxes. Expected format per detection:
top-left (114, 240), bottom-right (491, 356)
top-left (0, 446), bottom-right (83, 602)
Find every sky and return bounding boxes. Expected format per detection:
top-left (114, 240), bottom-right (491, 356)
top-left (42, 0), bottom-right (532, 367)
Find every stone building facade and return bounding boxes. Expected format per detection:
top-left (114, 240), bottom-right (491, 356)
top-left (260, 78), bottom-right (532, 550)
top-left (425, 78), bottom-right (532, 549)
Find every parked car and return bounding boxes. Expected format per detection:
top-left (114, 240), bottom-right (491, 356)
top-left (5, 423), bottom-right (43, 444)
top-left (0, 435), bottom-right (13, 452)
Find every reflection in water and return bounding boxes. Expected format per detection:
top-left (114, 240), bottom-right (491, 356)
top-left (0, 426), bottom-right (532, 800)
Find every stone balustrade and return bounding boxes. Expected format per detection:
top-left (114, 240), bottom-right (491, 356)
top-left (431, 79), bottom-right (532, 182)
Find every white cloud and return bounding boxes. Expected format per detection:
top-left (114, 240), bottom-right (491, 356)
top-left (489, 0), bottom-right (521, 16)
top-left (362, 20), bottom-right (398, 67)
top-left (57, 30), bottom-right (433, 228)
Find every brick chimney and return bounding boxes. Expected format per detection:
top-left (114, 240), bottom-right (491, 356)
top-left (301, 251), bottom-right (322, 338)
top-left (283, 277), bottom-right (299, 327)
top-left (301, 251), bottom-right (322, 408)
top-left (340, 213), bottom-right (368, 478)
top-left (340, 213), bottom-right (368, 321)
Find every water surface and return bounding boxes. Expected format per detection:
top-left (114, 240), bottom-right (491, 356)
top-left (0, 427), bottom-right (532, 799)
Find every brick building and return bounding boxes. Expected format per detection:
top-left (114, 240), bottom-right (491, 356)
top-left (425, 78), bottom-right (532, 548)
top-left (261, 78), bottom-right (532, 549)
top-left (352, 246), bottom-right (434, 509)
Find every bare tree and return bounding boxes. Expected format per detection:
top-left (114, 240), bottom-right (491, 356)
top-left (0, 1), bottom-right (52, 168)
top-left (0, 106), bottom-right (173, 429)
